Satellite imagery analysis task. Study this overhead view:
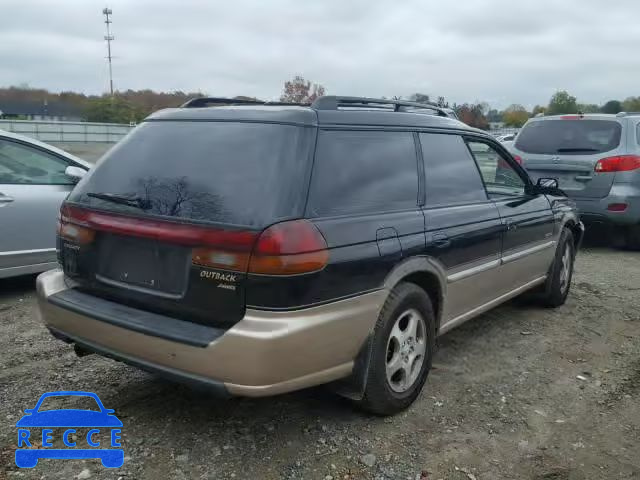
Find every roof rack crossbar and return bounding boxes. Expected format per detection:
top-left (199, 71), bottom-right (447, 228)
top-left (181, 97), bottom-right (309, 108)
top-left (311, 96), bottom-right (449, 117)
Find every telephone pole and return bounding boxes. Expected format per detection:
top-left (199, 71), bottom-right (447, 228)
top-left (103, 7), bottom-right (114, 96)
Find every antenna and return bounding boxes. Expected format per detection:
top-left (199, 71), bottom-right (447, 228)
top-left (102, 7), bottom-right (114, 96)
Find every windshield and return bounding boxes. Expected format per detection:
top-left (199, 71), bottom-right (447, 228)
top-left (515, 119), bottom-right (622, 155)
top-left (69, 121), bottom-right (311, 227)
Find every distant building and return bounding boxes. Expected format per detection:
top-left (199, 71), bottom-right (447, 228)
top-left (489, 121), bottom-right (505, 130)
top-left (0, 99), bottom-right (84, 122)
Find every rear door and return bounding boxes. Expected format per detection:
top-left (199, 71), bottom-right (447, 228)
top-left (514, 117), bottom-right (625, 198)
top-left (0, 136), bottom-right (78, 276)
top-left (63, 120), bottom-right (314, 327)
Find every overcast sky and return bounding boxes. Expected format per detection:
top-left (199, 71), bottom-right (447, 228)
top-left (2, 0), bottom-right (639, 109)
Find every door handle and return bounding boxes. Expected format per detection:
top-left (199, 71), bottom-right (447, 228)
top-left (432, 232), bottom-right (451, 249)
top-left (0, 194), bottom-right (14, 203)
top-left (505, 219), bottom-right (517, 231)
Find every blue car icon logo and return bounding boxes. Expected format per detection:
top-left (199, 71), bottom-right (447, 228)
top-left (15, 391), bottom-right (123, 468)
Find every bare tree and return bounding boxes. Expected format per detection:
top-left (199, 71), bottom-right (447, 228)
top-left (280, 76), bottom-right (326, 104)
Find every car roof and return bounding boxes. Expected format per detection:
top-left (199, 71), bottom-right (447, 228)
top-left (0, 129), bottom-right (91, 168)
top-left (145, 98), bottom-right (486, 135)
top-left (526, 113), bottom-right (625, 123)
top-left (146, 105), bottom-right (318, 126)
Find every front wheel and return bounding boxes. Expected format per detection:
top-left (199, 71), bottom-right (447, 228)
top-left (353, 283), bottom-right (435, 416)
top-left (539, 229), bottom-right (575, 307)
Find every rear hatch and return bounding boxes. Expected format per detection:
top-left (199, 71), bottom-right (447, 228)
top-left (59, 119), bottom-right (313, 328)
top-left (514, 117), bottom-right (624, 198)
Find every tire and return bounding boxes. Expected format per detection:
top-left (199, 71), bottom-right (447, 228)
top-left (624, 225), bottom-right (640, 250)
top-left (539, 228), bottom-right (575, 307)
top-left (353, 283), bottom-right (435, 416)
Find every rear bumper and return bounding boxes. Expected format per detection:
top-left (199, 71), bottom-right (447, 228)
top-left (574, 183), bottom-right (640, 226)
top-left (36, 269), bottom-right (386, 397)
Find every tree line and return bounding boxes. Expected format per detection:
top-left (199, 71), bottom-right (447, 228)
top-left (0, 85), bottom-right (205, 123)
top-left (494, 92), bottom-right (640, 128)
top-left (2, 79), bottom-right (639, 129)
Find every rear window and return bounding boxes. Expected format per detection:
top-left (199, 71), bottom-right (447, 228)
top-left (307, 130), bottom-right (418, 216)
top-left (69, 121), bottom-right (312, 227)
top-left (515, 119), bottom-right (622, 155)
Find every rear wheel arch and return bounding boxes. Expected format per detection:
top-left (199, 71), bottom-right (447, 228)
top-left (398, 271), bottom-right (443, 331)
top-left (381, 256), bottom-right (446, 328)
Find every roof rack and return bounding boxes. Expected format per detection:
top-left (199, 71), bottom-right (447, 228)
top-left (181, 95), bottom-right (454, 118)
top-left (181, 97), bottom-right (308, 108)
top-left (311, 96), bottom-right (450, 117)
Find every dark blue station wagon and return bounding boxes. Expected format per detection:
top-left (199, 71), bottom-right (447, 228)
top-left (37, 96), bottom-right (583, 415)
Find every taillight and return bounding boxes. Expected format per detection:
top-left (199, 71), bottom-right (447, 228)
top-left (594, 155), bottom-right (640, 173)
top-left (58, 205), bottom-right (95, 245)
top-left (512, 155), bottom-right (523, 165)
top-left (57, 205), bottom-right (329, 275)
top-left (58, 204), bottom-right (257, 247)
top-left (248, 220), bottom-right (329, 275)
top-left (192, 248), bottom-right (250, 271)
top-left (607, 203), bottom-right (628, 212)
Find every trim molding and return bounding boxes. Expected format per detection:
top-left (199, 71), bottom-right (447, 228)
top-left (446, 240), bottom-right (555, 284)
top-left (502, 241), bottom-right (555, 265)
top-left (447, 258), bottom-right (501, 283)
top-left (438, 276), bottom-right (547, 335)
top-left (0, 247), bottom-right (56, 256)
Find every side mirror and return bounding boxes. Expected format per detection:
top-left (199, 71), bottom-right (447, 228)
top-left (65, 165), bottom-right (87, 183)
top-left (526, 177), bottom-right (565, 197)
top-left (537, 177), bottom-right (559, 189)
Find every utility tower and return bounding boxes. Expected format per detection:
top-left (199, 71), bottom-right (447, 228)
top-left (103, 7), bottom-right (115, 95)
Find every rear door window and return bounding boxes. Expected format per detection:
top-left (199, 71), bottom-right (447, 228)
top-left (69, 121), bottom-right (312, 227)
top-left (515, 119), bottom-right (622, 155)
top-left (419, 133), bottom-right (487, 207)
top-left (307, 130), bottom-right (418, 216)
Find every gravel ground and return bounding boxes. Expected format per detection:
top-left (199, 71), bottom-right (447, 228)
top-left (1, 246), bottom-right (639, 480)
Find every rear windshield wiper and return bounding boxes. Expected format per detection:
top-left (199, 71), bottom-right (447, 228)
top-left (86, 192), bottom-right (151, 210)
top-left (556, 147), bottom-right (601, 153)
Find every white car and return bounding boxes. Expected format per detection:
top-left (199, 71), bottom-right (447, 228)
top-left (0, 130), bottom-right (90, 279)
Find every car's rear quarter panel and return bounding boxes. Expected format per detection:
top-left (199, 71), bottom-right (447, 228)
top-left (245, 211), bottom-right (425, 309)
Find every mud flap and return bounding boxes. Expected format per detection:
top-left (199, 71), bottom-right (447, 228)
top-left (328, 333), bottom-right (375, 400)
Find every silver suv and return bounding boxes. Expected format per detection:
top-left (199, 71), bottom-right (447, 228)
top-left (510, 113), bottom-right (640, 248)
